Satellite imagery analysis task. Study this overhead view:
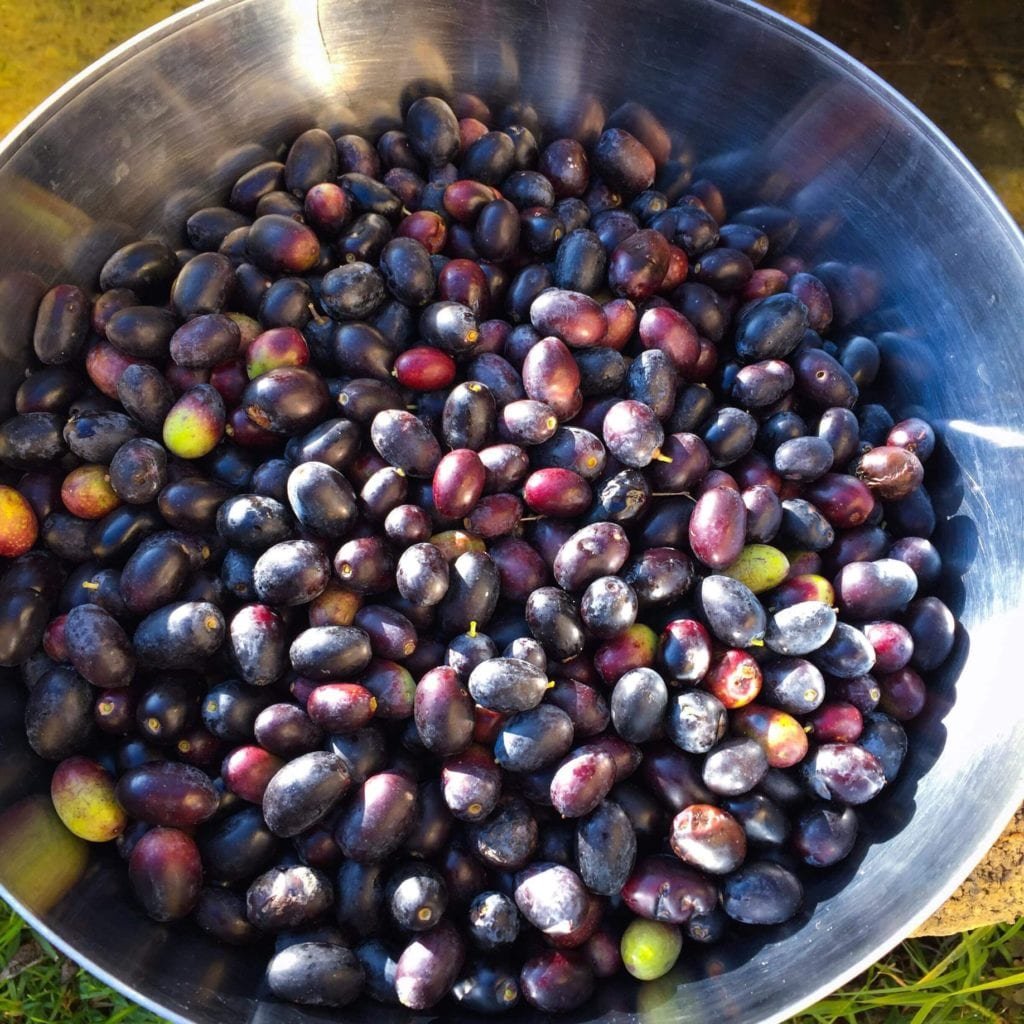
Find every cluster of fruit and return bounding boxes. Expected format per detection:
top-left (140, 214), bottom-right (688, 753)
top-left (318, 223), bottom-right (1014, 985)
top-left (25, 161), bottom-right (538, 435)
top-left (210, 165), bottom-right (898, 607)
top-left (0, 91), bottom-right (955, 1015)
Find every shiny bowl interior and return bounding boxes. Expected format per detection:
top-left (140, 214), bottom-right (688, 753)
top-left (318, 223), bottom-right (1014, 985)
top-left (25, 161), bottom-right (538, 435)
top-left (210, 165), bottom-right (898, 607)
top-left (2, 1), bottom-right (1024, 1022)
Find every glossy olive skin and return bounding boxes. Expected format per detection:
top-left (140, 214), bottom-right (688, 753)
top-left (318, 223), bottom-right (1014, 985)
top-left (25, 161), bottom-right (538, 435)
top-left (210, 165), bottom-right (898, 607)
top-left (289, 626), bottom-right (373, 680)
top-left (520, 950), bottom-right (594, 1013)
top-left (335, 769), bottom-right (418, 862)
top-left (262, 751), bottom-right (351, 838)
top-left (244, 864), bottom-right (334, 933)
top-left (24, 666), bottom-right (94, 760)
top-left (467, 658), bottom-right (548, 714)
top-left (115, 761), bottom-right (219, 826)
top-left (525, 588), bottom-right (585, 662)
top-left (438, 552), bottom-right (501, 637)
top-left (266, 943), bottom-right (364, 1008)
top-left (621, 855), bottom-right (718, 923)
top-left (0, 412), bottom-right (67, 469)
top-left (63, 604), bottom-right (135, 688)
top-left (129, 827), bottom-right (203, 922)
top-left (33, 284), bottom-right (91, 364)
top-left (133, 601), bottom-right (225, 669)
top-left (395, 920), bottom-right (466, 1010)
top-left (335, 860), bottom-right (387, 939)
top-left (494, 705), bottom-right (574, 773)
top-left (118, 534), bottom-right (189, 615)
top-left (0, 585), bottom-right (50, 668)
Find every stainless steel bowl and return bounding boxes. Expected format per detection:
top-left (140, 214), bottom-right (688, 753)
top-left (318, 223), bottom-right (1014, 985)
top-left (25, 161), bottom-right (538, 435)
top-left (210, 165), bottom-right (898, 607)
top-left (2, 1), bottom-right (1023, 1022)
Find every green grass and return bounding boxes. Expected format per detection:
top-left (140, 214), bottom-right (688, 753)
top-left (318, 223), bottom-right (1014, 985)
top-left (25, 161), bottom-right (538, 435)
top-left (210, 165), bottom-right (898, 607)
top-left (1, 899), bottom-right (1022, 1023)
top-left (0, 901), bottom-right (162, 1024)
top-left (792, 921), bottom-right (1024, 1023)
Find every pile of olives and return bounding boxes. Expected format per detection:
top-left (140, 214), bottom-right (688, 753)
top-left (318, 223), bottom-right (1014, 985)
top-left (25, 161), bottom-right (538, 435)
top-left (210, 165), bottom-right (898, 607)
top-left (0, 91), bottom-right (956, 1014)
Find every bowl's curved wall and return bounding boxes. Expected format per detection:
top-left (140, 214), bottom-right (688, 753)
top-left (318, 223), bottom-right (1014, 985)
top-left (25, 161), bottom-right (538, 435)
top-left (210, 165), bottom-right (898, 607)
top-left (1, 2), bottom-right (1024, 1023)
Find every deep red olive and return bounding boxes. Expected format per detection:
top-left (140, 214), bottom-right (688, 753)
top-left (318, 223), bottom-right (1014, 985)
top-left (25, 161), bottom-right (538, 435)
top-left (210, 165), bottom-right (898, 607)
top-left (433, 449), bottom-right (487, 519)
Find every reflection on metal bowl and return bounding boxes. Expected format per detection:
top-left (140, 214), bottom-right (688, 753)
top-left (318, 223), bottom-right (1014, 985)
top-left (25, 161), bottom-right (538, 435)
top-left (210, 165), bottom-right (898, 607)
top-left (1, 1), bottom-right (1023, 1023)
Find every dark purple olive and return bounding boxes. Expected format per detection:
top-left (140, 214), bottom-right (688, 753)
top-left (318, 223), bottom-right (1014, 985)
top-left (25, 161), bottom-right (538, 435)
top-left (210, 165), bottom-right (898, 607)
top-left (246, 864), bottom-right (333, 931)
top-left (733, 293), bottom-right (808, 362)
top-left (335, 860), bottom-right (387, 939)
top-left (327, 727), bottom-right (387, 788)
top-left (547, 680), bottom-right (609, 739)
top-left (835, 559), bottom-right (918, 620)
top-left (129, 827), bottom-right (202, 922)
top-left (0, 412), bottom-right (66, 469)
top-left (609, 229), bottom-right (670, 301)
top-left (489, 537), bottom-right (549, 603)
top-left (702, 737), bottom-right (768, 796)
top-left (330, 321), bottom-right (394, 379)
top-left (336, 769), bottom-right (418, 862)
top-left (15, 367), bottom-right (84, 417)
top-left (116, 760), bottom-right (219, 826)
top-left (242, 367), bottom-right (330, 434)
top-left (250, 540), bottom-right (328, 607)
top-left (63, 603), bottom-right (135, 688)
top-left (133, 601), bottom-right (224, 669)
top-left (780, 498), bottom-right (836, 550)
top-left (801, 743), bottom-right (886, 804)
top-left (171, 252), bottom-right (235, 318)
top-left (593, 128), bottom-right (655, 193)
top-left (793, 804), bottom-right (858, 867)
top-left (530, 289), bottom-right (607, 348)
top-left (539, 138), bottom-right (590, 198)
top-left (404, 96), bottom-right (459, 167)
top-left (266, 942), bottom-right (363, 1008)
top-left (33, 284), bottom-right (91, 364)
top-left (292, 417), bottom-right (361, 469)
top-left (100, 239), bottom-right (178, 299)
top-left (253, 703), bottom-right (321, 759)
top-left (286, 461), bottom-right (357, 539)
top-left (902, 596), bottom-right (955, 671)
top-left (371, 409), bottom-right (442, 478)
top-left (859, 712), bottom-right (908, 781)
top-left (394, 919), bottom-right (465, 1010)
top-left (525, 588), bottom-right (585, 662)
top-left (438, 551), bottom-right (501, 637)
top-left (113, 363), bottom-right (174, 432)
top-left (415, 666), bottom-right (475, 756)
top-left (621, 855), bottom-right (718, 923)
top-left (354, 937), bottom-right (400, 1005)
top-left (700, 406), bottom-right (757, 467)
top-left (838, 335), bottom-right (881, 388)
top-left (887, 417), bottom-right (936, 461)
top-left (24, 666), bottom-right (94, 759)
top-left (169, 313), bottom-right (240, 369)
top-left (765, 602), bottom-right (837, 656)
top-left (440, 744), bottom-right (500, 823)
top-left (386, 861), bottom-right (449, 932)
top-left (689, 486), bottom-right (746, 569)
top-left (793, 347), bottom-right (859, 409)
top-left (721, 861), bottom-right (802, 925)
top-left (104, 305), bottom-right (176, 361)
top-left (520, 950), bottom-right (593, 1013)
top-left (468, 657), bottom-right (549, 714)
top-left (495, 705), bottom-right (574, 773)
top-left (514, 862), bottom-right (589, 936)
top-left (549, 748), bottom-right (617, 818)
top-left (468, 795), bottom-right (538, 871)
top-left (289, 626), bottom-right (372, 680)
top-left (553, 522), bottom-right (630, 593)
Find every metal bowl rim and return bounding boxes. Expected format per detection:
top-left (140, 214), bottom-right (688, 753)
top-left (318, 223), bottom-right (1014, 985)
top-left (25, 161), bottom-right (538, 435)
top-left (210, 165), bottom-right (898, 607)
top-left (1, 2), bottom-right (1022, 1022)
